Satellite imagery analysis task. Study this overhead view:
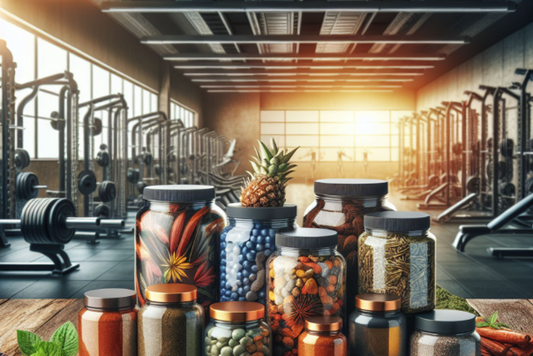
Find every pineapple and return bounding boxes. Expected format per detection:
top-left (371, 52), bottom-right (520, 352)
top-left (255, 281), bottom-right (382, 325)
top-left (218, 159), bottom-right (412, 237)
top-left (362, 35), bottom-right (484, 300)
top-left (240, 139), bottom-right (299, 207)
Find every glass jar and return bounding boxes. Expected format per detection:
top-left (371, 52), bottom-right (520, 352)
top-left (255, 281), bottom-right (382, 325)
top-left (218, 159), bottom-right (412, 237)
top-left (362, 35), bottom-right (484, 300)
top-left (358, 212), bottom-right (436, 314)
top-left (205, 302), bottom-right (272, 356)
top-left (79, 289), bottom-right (137, 356)
top-left (411, 310), bottom-right (481, 356)
top-left (135, 185), bottom-right (226, 308)
top-left (266, 228), bottom-right (346, 356)
top-left (220, 203), bottom-right (297, 304)
top-left (303, 179), bottom-right (396, 317)
top-left (299, 316), bottom-right (347, 356)
top-left (349, 294), bottom-right (407, 356)
top-left (138, 284), bottom-right (204, 356)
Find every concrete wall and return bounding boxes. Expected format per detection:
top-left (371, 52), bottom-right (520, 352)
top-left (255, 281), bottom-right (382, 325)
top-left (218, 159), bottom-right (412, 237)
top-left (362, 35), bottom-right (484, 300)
top-left (416, 22), bottom-right (533, 112)
top-left (203, 90), bottom-right (416, 179)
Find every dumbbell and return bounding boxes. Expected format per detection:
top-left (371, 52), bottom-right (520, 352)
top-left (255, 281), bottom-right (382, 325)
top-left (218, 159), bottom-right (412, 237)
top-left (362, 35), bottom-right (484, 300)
top-left (0, 198), bottom-right (100, 244)
top-left (127, 168), bottom-right (140, 183)
top-left (16, 172), bottom-right (47, 200)
top-left (96, 144), bottom-right (110, 168)
top-left (98, 181), bottom-right (116, 202)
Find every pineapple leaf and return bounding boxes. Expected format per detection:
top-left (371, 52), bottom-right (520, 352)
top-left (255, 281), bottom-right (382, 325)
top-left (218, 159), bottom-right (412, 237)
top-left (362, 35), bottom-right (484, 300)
top-left (267, 165), bottom-right (278, 177)
top-left (250, 161), bottom-right (260, 173)
top-left (245, 171), bottom-right (255, 179)
top-left (258, 140), bottom-right (273, 160)
top-left (254, 146), bottom-right (262, 160)
top-left (271, 138), bottom-right (278, 154)
top-left (251, 156), bottom-right (262, 166)
top-left (281, 146), bottom-right (300, 163)
top-left (278, 163), bottom-right (289, 172)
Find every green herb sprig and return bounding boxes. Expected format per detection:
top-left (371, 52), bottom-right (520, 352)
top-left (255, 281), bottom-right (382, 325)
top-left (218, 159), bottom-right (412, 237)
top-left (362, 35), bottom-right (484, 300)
top-left (17, 321), bottom-right (78, 356)
top-left (476, 311), bottom-right (510, 330)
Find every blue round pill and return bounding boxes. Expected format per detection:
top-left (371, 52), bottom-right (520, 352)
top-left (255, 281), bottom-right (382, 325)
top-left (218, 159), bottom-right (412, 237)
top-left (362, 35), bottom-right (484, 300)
top-left (231, 292), bottom-right (238, 300)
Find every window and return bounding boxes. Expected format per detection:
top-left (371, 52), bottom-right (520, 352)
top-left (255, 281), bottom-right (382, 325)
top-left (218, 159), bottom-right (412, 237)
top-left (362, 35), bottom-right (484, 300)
top-left (0, 18), bottom-right (159, 159)
top-left (260, 110), bottom-right (414, 162)
top-left (171, 101), bottom-right (196, 128)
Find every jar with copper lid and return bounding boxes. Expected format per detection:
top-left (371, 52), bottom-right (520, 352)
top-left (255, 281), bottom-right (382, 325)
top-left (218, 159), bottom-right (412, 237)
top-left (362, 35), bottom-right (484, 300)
top-left (349, 294), bottom-right (407, 356)
top-left (303, 179), bottom-right (396, 317)
top-left (205, 302), bottom-right (271, 356)
top-left (79, 288), bottom-right (138, 356)
top-left (298, 316), bottom-right (347, 356)
top-left (138, 283), bottom-right (204, 356)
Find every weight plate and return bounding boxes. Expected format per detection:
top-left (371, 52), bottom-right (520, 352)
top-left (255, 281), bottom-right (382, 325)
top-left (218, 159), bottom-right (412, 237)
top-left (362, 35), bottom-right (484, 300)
top-left (92, 118), bottom-right (103, 136)
top-left (78, 170), bottom-right (97, 195)
top-left (15, 148), bottom-right (30, 170)
top-left (127, 168), bottom-right (140, 183)
top-left (96, 150), bottom-right (110, 168)
top-left (137, 181), bottom-right (147, 194)
top-left (498, 182), bottom-right (516, 197)
top-left (466, 176), bottom-right (480, 193)
top-left (48, 198), bottom-right (76, 244)
top-left (499, 138), bottom-right (514, 158)
top-left (16, 172), bottom-right (39, 200)
top-left (98, 181), bottom-right (116, 203)
top-left (95, 204), bottom-right (110, 218)
top-left (144, 153), bottom-right (153, 166)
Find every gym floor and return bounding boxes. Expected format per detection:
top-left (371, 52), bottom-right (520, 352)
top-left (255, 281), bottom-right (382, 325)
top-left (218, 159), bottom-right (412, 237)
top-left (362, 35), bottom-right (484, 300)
top-left (1, 183), bottom-right (532, 299)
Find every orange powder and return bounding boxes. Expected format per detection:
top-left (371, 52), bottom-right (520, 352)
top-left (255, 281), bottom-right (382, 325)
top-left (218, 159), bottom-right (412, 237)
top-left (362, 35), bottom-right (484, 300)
top-left (298, 329), bottom-right (348, 356)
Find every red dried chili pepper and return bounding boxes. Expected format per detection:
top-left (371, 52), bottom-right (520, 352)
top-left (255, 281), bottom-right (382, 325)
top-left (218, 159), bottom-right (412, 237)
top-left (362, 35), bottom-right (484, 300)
top-left (176, 206), bottom-right (210, 257)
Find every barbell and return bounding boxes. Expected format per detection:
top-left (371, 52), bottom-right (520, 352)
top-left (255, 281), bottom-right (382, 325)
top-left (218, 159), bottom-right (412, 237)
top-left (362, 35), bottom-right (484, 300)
top-left (0, 198), bottom-right (100, 245)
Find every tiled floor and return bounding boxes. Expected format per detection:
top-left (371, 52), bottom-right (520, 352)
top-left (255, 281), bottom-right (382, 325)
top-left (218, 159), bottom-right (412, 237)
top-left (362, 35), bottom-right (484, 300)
top-left (0, 185), bottom-right (532, 299)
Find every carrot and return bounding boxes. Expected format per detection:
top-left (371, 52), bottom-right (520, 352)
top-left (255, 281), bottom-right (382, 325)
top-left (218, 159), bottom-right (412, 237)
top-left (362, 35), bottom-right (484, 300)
top-left (169, 212), bottom-right (186, 253)
top-left (176, 206), bottom-right (210, 256)
top-left (477, 327), bottom-right (532, 346)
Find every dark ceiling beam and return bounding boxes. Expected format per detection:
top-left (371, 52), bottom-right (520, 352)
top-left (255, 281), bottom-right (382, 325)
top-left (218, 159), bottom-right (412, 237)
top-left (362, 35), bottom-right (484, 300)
top-left (164, 53), bottom-right (445, 61)
top-left (102, 1), bottom-right (516, 13)
top-left (180, 68), bottom-right (425, 75)
top-left (173, 62), bottom-right (435, 69)
top-left (141, 34), bottom-right (470, 45)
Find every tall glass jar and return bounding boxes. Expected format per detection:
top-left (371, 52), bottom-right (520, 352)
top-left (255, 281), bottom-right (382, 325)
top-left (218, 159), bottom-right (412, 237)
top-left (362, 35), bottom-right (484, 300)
top-left (349, 294), bottom-right (407, 356)
top-left (135, 185), bottom-right (226, 308)
top-left (205, 302), bottom-right (272, 356)
top-left (138, 284), bottom-right (204, 356)
top-left (303, 179), bottom-right (395, 317)
top-left (78, 289), bottom-right (137, 356)
top-left (220, 203), bottom-right (297, 304)
top-left (411, 310), bottom-right (480, 356)
top-left (299, 316), bottom-right (347, 356)
top-left (266, 228), bottom-right (346, 356)
top-left (358, 212), bottom-right (436, 314)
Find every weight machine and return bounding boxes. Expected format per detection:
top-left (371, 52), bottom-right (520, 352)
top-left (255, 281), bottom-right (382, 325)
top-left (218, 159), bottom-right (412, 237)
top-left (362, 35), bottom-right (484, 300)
top-left (453, 69), bottom-right (533, 256)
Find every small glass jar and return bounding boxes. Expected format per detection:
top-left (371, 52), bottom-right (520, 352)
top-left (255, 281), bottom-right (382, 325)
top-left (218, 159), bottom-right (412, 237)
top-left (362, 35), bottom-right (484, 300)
top-left (266, 228), bottom-right (346, 356)
top-left (411, 310), bottom-right (481, 356)
top-left (299, 316), bottom-right (347, 356)
top-left (349, 294), bottom-right (407, 356)
top-left (205, 301), bottom-right (272, 356)
top-left (78, 288), bottom-right (137, 356)
top-left (303, 179), bottom-right (396, 317)
top-left (138, 284), bottom-right (204, 356)
top-left (135, 185), bottom-right (226, 308)
top-left (358, 212), bottom-right (436, 314)
top-left (220, 203), bottom-right (297, 304)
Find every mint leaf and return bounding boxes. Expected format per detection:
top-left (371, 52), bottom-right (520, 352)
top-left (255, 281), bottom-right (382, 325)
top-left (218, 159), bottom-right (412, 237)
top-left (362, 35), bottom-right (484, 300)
top-left (490, 312), bottom-right (498, 325)
top-left (50, 322), bottom-right (78, 356)
top-left (17, 330), bottom-right (42, 355)
top-left (476, 322), bottom-right (490, 328)
top-left (31, 341), bottom-right (62, 356)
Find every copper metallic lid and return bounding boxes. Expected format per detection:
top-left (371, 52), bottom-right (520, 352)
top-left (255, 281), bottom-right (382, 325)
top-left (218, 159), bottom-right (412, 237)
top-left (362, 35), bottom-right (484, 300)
top-left (210, 302), bottom-right (265, 322)
top-left (305, 316), bottom-right (343, 332)
top-left (84, 288), bottom-right (136, 310)
top-left (145, 284), bottom-right (197, 303)
top-left (356, 294), bottom-right (401, 312)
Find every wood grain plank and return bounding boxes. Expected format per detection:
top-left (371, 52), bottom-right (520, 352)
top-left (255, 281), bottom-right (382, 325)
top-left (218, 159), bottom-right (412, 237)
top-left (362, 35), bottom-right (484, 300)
top-left (0, 299), bottom-right (76, 356)
top-left (468, 299), bottom-right (533, 335)
top-left (0, 299), bottom-right (8, 307)
top-left (33, 299), bottom-right (84, 341)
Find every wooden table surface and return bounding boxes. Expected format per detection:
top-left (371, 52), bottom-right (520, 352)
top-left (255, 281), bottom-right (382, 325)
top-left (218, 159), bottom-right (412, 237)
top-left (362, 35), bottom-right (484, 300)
top-left (1, 299), bottom-right (533, 355)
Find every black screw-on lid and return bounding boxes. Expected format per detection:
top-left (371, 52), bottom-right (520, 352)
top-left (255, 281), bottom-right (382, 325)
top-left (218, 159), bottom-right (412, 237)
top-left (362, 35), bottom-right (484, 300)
top-left (143, 185), bottom-right (215, 202)
top-left (226, 203), bottom-right (297, 220)
top-left (364, 211), bottom-right (431, 231)
top-left (276, 228), bottom-right (338, 249)
top-left (84, 288), bottom-right (136, 310)
top-left (415, 310), bottom-right (476, 335)
top-left (314, 179), bottom-right (388, 197)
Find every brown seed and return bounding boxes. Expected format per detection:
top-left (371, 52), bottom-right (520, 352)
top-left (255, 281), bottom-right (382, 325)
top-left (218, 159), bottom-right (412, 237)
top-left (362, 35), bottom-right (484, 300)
top-left (296, 270), bottom-right (305, 278)
top-left (304, 279), bottom-right (318, 294)
top-left (291, 287), bottom-right (301, 297)
top-left (304, 269), bottom-right (315, 278)
top-left (295, 278), bottom-right (304, 288)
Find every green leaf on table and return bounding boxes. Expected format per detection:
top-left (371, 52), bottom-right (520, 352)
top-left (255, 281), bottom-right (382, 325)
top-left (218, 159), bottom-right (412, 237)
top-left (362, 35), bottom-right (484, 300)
top-left (31, 341), bottom-right (62, 356)
top-left (476, 321), bottom-right (490, 328)
top-left (50, 322), bottom-right (78, 356)
top-left (17, 330), bottom-right (42, 355)
top-left (490, 311), bottom-right (498, 325)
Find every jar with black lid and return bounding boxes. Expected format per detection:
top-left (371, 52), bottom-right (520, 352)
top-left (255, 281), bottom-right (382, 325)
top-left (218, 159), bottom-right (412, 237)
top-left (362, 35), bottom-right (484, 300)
top-left (220, 203), bottom-right (297, 304)
top-left (349, 293), bottom-right (407, 356)
top-left (410, 310), bottom-right (481, 356)
top-left (79, 288), bottom-right (138, 356)
top-left (138, 283), bottom-right (204, 356)
top-left (303, 179), bottom-right (396, 316)
top-left (136, 185), bottom-right (226, 308)
top-left (358, 211), bottom-right (436, 314)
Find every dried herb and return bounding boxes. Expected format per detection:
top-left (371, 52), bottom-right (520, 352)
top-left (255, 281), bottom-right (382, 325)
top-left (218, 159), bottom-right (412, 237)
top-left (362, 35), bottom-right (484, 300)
top-left (436, 285), bottom-right (478, 315)
top-left (358, 231), bottom-right (436, 314)
top-left (476, 312), bottom-right (509, 330)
